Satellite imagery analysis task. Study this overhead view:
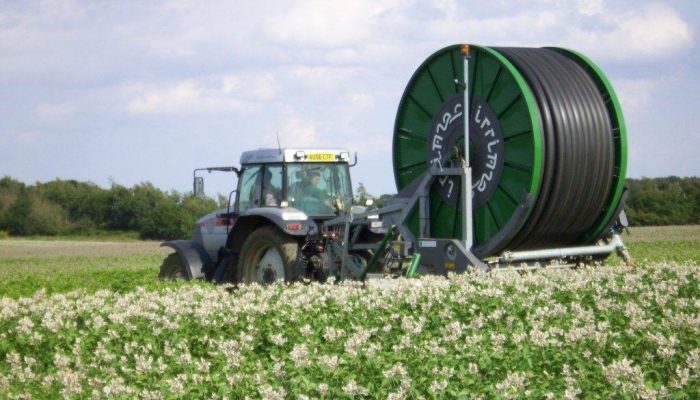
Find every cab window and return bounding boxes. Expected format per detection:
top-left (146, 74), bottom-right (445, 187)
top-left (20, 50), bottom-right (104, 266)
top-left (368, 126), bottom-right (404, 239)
top-left (262, 165), bottom-right (283, 207)
top-left (237, 166), bottom-right (262, 212)
top-left (286, 163), bottom-right (351, 216)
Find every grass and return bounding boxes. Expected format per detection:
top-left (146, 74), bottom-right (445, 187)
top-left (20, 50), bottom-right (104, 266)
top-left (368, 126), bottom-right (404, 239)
top-left (0, 230), bottom-right (142, 242)
top-left (0, 240), bottom-right (178, 298)
top-left (615, 225), bottom-right (700, 265)
top-left (0, 226), bottom-right (698, 299)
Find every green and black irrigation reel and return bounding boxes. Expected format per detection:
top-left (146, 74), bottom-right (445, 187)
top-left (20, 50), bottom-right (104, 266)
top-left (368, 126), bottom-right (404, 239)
top-left (328, 44), bottom-right (632, 278)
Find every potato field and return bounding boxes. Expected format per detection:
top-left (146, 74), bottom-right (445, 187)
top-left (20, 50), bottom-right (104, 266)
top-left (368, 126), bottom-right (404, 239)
top-left (0, 226), bottom-right (699, 399)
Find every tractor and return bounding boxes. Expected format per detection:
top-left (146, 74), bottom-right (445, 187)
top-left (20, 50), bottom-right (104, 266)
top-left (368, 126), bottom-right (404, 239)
top-left (159, 148), bottom-right (383, 284)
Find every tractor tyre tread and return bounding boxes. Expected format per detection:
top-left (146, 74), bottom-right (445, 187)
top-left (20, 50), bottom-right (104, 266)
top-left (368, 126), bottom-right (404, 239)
top-left (159, 253), bottom-right (187, 280)
top-left (236, 225), bottom-right (301, 284)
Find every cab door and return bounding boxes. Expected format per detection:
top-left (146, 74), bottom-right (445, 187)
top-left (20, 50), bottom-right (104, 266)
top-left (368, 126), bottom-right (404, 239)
top-left (237, 165), bottom-right (263, 212)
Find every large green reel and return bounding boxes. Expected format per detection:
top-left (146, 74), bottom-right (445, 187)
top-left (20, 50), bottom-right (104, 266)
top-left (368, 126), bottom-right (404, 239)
top-left (392, 45), bottom-right (627, 256)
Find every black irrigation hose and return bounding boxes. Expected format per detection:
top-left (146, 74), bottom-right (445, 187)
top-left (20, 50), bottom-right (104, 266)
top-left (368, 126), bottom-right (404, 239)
top-left (493, 47), bottom-right (615, 249)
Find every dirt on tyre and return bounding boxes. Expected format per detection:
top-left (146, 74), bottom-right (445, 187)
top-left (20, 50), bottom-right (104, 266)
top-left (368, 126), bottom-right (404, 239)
top-left (237, 226), bottom-right (300, 284)
top-left (159, 253), bottom-right (187, 280)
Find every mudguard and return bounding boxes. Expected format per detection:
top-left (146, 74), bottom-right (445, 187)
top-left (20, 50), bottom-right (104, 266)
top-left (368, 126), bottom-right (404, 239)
top-left (161, 240), bottom-right (214, 280)
top-left (226, 207), bottom-right (315, 253)
top-left (240, 207), bottom-right (315, 236)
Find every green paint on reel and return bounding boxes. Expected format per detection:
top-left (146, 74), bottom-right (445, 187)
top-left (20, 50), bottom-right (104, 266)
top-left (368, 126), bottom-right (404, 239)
top-left (392, 45), bottom-right (544, 255)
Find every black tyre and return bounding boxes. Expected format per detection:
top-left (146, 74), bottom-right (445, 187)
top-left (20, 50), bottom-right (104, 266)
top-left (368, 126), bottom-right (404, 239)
top-left (237, 226), bottom-right (301, 284)
top-left (159, 253), bottom-right (187, 280)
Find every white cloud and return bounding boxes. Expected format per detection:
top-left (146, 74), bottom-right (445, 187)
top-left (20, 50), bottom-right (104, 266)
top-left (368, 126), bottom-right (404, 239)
top-left (35, 102), bottom-right (75, 119)
top-left (248, 73), bottom-right (277, 100)
top-left (572, 3), bottom-right (693, 61)
top-left (576, 0), bottom-right (605, 16)
top-left (125, 71), bottom-right (279, 115)
top-left (127, 81), bottom-right (202, 115)
top-left (262, 0), bottom-right (402, 48)
top-left (350, 93), bottom-right (375, 109)
top-left (423, 2), bottom-right (693, 62)
top-left (288, 65), bottom-right (361, 91)
top-left (221, 75), bottom-right (239, 93)
top-left (613, 77), bottom-right (662, 113)
top-left (278, 117), bottom-right (320, 146)
top-left (125, 80), bottom-right (253, 115)
top-left (17, 132), bottom-right (39, 145)
top-left (221, 72), bottom-right (277, 100)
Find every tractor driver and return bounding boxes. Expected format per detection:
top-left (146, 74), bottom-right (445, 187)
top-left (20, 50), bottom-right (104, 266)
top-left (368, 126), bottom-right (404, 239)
top-left (303, 171), bottom-right (325, 200)
top-left (263, 172), bottom-right (279, 207)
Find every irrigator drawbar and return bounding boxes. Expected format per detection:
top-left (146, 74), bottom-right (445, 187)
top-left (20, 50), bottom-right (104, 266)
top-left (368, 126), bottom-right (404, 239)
top-left (161, 44), bottom-right (632, 284)
top-left (323, 44), bottom-right (631, 277)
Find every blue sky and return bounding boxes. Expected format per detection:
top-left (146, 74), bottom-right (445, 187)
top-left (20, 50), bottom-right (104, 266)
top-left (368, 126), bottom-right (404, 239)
top-left (0, 0), bottom-right (697, 198)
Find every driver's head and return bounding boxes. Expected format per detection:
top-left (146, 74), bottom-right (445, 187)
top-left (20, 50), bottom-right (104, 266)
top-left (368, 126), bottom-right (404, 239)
top-left (308, 171), bottom-right (321, 185)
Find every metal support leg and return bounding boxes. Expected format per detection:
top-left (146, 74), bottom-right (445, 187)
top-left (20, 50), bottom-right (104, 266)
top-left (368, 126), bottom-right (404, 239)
top-left (461, 44), bottom-right (474, 251)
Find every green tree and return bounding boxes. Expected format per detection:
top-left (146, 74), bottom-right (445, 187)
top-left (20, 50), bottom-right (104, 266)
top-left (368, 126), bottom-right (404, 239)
top-left (2, 189), bottom-right (32, 235)
top-left (355, 182), bottom-right (369, 205)
top-left (626, 177), bottom-right (697, 226)
top-left (25, 195), bottom-right (70, 236)
top-left (179, 194), bottom-right (218, 237)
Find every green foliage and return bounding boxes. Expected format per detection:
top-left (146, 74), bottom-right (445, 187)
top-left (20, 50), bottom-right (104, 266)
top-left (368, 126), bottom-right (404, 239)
top-left (0, 261), bottom-right (699, 398)
top-left (2, 188), bottom-right (32, 235)
top-left (354, 182), bottom-right (369, 205)
top-left (0, 176), bottom-right (218, 240)
top-left (1, 174), bottom-right (698, 239)
top-left (25, 194), bottom-right (70, 236)
top-left (626, 176), bottom-right (700, 226)
top-left (0, 228), bottom-right (698, 397)
top-left (355, 182), bottom-right (396, 208)
top-left (0, 254), bottom-right (190, 299)
top-left (374, 193), bottom-right (396, 208)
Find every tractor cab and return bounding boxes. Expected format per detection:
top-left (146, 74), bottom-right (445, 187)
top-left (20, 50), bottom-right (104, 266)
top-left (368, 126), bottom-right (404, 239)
top-left (236, 148), bottom-right (353, 218)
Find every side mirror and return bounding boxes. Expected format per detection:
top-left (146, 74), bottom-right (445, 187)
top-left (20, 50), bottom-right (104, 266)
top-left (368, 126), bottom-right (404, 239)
top-left (193, 177), bottom-right (204, 198)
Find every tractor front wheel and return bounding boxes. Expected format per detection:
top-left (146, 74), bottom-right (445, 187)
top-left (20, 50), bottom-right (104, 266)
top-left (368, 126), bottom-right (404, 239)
top-left (159, 253), bottom-right (188, 280)
top-left (237, 226), bottom-right (300, 284)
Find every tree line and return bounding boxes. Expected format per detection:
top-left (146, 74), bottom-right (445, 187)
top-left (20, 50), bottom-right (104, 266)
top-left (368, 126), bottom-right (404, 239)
top-left (0, 177), bottom-right (219, 240)
top-left (625, 177), bottom-right (700, 226)
top-left (0, 176), bottom-right (698, 240)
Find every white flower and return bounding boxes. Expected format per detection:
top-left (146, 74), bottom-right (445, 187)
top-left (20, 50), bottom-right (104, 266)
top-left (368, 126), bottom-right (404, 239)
top-left (289, 344), bottom-right (310, 367)
top-left (323, 326), bottom-right (345, 342)
top-left (16, 317), bottom-right (34, 335)
top-left (299, 324), bottom-right (312, 336)
top-left (269, 333), bottom-right (287, 346)
top-left (342, 379), bottom-right (369, 396)
top-left (318, 383), bottom-right (329, 395)
top-left (258, 384), bottom-right (286, 400)
top-left (429, 379), bottom-right (448, 394)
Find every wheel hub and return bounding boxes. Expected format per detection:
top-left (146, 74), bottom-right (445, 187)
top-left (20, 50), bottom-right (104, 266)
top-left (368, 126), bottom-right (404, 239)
top-left (426, 94), bottom-right (504, 208)
top-left (255, 247), bottom-right (285, 283)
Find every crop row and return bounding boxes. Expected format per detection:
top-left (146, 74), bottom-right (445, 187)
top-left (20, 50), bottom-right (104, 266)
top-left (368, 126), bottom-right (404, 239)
top-left (0, 263), bottom-right (699, 399)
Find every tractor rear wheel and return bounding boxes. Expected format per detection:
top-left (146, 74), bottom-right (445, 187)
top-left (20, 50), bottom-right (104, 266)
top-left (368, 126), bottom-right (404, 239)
top-left (159, 253), bottom-right (187, 280)
top-left (237, 226), bottom-right (300, 284)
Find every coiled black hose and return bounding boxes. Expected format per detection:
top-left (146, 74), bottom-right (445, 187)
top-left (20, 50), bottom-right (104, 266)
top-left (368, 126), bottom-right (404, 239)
top-left (493, 47), bottom-right (615, 249)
